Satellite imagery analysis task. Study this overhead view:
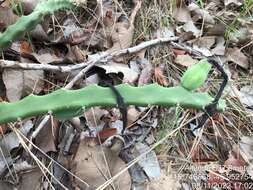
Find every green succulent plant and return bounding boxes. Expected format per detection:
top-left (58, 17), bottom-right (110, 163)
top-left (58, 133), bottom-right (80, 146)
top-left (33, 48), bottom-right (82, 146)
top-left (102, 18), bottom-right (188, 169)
top-left (181, 59), bottom-right (212, 91)
top-left (0, 60), bottom-right (225, 124)
top-left (0, 0), bottom-right (73, 50)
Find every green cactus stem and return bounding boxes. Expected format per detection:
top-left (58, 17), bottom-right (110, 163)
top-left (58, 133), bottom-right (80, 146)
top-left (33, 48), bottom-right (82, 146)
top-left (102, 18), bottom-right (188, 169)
top-left (0, 0), bottom-right (73, 50)
top-left (0, 84), bottom-right (225, 124)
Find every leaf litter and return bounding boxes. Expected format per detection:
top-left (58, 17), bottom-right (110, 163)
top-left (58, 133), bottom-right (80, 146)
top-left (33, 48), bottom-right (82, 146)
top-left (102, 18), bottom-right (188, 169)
top-left (0, 0), bottom-right (253, 189)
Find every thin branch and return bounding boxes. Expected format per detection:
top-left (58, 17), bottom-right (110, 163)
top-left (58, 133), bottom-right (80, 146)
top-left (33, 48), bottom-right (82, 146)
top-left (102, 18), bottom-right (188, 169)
top-left (0, 60), bottom-right (88, 72)
top-left (0, 37), bottom-right (178, 72)
top-left (66, 38), bottom-right (179, 88)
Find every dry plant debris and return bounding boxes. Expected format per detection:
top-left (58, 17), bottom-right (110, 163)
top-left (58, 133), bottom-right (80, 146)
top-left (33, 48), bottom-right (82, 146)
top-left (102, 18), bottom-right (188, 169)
top-left (0, 0), bottom-right (252, 190)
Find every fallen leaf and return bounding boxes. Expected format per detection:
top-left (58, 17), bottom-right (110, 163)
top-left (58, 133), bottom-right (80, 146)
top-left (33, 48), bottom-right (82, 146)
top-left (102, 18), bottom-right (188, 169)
top-left (133, 143), bottom-right (161, 179)
top-left (30, 24), bottom-right (49, 41)
top-left (172, 48), bottom-right (186, 56)
top-left (106, 0), bottom-right (141, 58)
top-left (0, 120), bottom-right (33, 157)
top-left (224, 154), bottom-right (247, 174)
top-left (226, 48), bottom-right (249, 69)
top-left (208, 171), bottom-right (225, 186)
top-left (154, 67), bottom-right (169, 86)
top-left (211, 37), bottom-right (226, 55)
top-left (20, 41), bottom-right (33, 55)
top-left (188, 3), bottom-right (215, 24)
top-left (239, 136), bottom-right (253, 161)
top-left (192, 44), bottom-right (212, 56)
top-left (206, 23), bottom-right (226, 36)
top-left (84, 107), bottom-right (108, 128)
top-left (127, 106), bottom-right (141, 126)
top-left (97, 62), bottom-right (139, 83)
top-left (188, 36), bottom-right (218, 56)
top-left (0, 124), bottom-right (8, 134)
top-left (35, 117), bottom-right (59, 153)
top-left (31, 52), bottom-right (63, 65)
top-left (174, 54), bottom-right (198, 67)
top-left (2, 69), bottom-right (44, 102)
top-left (138, 62), bottom-right (153, 86)
top-left (22, 0), bottom-right (40, 14)
top-left (183, 20), bottom-right (201, 37)
top-left (224, 0), bottom-right (243, 6)
top-left (0, 7), bottom-right (18, 31)
top-left (97, 128), bottom-right (117, 141)
top-left (172, 6), bottom-right (192, 23)
top-left (18, 167), bottom-right (43, 190)
top-left (238, 85), bottom-right (253, 107)
top-left (72, 137), bottom-right (131, 190)
top-left (190, 36), bottom-right (216, 49)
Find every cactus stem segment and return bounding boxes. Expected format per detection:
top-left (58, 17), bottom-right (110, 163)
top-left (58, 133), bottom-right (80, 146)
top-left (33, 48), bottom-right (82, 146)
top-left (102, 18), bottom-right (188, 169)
top-left (0, 84), bottom-right (225, 124)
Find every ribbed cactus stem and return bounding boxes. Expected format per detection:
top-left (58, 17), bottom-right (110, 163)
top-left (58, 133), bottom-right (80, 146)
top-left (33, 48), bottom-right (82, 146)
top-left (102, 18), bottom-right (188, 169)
top-left (0, 0), bottom-right (73, 50)
top-left (0, 84), bottom-right (225, 124)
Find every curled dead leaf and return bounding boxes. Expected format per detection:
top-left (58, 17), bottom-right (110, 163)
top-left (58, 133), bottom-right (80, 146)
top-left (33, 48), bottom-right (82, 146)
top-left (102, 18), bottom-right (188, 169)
top-left (226, 48), bottom-right (249, 69)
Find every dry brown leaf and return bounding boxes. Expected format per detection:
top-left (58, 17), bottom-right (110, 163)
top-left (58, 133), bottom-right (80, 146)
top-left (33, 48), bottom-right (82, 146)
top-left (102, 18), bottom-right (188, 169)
top-left (226, 47), bottom-right (249, 69)
top-left (188, 3), bottom-right (215, 24)
top-left (127, 106), bottom-right (141, 126)
top-left (84, 107), bottom-right (108, 128)
top-left (189, 36), bottom-right (218, 56)
top-left (31, 52), bottom-right (63, 64)
top-left (69, 45), bottom-right (86, 62)
top-left (207, 171), bottom-right (225, 187)
top-left (30, 24), bottom-right (49, 41)
top-left (2, 69), bottom-right (44, 102)
top-left (97, 62), bottom-right (139, 83)
top-left (18, 167), bottom-right (43, 190)
top-left (97, 128), bottom-right (117, 141)
top-left (106, 1), bottom-right (141, 56)
top-left (0, 7), bottom-right (18, 31)
top-left (172, 48), bottom-right (186, 56)
top-left (206, 23), bottom-right (226, 36)
top-left (183, 20), bottom-right (201, 37)
top-left (138, 63), bottom-right (153, 86)
top-left (72, 137), bottom-right (131, 190)
top-left (174, 54), bottom-right (198, 67)
top-left (211, 37), bottom-right (225, 55)
top-left (20, 41), bottom-right (33, 55)
top-left (95, 1), bottom-right (119, 28)
top-left (0, 124), bottom-right (8, 134)
top-left (224, 155), bottom-right (247, 174)
top-left (154, 67), bottom-right (169, 86)
top-left (190, 36), bottom-right (216, 49)
top-left (35, 117), bottom-right (59, 153)
top-left (172, 6), bottom-right (192, 23)
top-left (22, 0), bottom-right (40, 14)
